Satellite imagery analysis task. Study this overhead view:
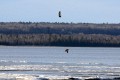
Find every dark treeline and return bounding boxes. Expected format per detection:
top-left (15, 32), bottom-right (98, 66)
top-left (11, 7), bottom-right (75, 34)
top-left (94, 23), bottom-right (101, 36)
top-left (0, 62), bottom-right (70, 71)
top-left (0, 22), bottom-right (120, 46)
top-left (0, 22), bottom-right (120, 35)
top-left (0, 34), bottom-right (120, 47)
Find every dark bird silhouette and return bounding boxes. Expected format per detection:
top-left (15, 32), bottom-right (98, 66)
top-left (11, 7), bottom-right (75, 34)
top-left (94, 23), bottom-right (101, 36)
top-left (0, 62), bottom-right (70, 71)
top-left (65, 49), bottom-right (69, 53)
top-left (58, 11), bottom-right (61, 18)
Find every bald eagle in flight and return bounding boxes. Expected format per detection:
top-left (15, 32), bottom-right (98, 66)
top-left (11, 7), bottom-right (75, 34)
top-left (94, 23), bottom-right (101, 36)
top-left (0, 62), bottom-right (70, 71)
top-left (65, 49), bottom-right (69, 53)
top-left (58, 11), bottom-right (61, 18)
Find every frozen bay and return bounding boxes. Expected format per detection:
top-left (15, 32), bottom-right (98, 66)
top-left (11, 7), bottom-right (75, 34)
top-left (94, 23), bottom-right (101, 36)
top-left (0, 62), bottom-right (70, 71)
top-left (0, 46), bottom-right (120, 80)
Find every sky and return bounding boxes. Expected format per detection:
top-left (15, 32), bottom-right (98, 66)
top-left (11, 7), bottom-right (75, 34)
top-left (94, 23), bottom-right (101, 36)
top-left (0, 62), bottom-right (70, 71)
top-left (0, 0), bottom-right (120, 23)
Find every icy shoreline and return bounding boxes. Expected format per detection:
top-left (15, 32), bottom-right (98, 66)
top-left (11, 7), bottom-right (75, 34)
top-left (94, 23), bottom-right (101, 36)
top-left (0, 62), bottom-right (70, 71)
top-left (0, 73), bottom-right (76, 80)
top-left (0, 64), bottom-right (120, 80)
top-left (0, 73), bottom-right (120, 80)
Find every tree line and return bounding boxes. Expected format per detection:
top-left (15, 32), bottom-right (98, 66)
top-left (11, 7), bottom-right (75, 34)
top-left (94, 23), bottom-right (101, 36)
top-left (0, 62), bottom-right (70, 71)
top-left (0, 22), bottom-right (120, 35)
top-left (0, 22), bottom-right (120, 46)
top-left (0, 34), bottom-right (120, 47)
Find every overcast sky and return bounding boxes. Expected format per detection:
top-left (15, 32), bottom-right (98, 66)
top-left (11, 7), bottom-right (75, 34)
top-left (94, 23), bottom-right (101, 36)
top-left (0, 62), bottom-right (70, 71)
top-left (0, 0), bottom-right (120, 23)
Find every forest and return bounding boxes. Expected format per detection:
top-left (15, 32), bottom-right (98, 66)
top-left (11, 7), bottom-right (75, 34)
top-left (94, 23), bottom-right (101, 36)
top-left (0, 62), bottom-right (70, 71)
top-left (0, 22), bottom-right (120, 47)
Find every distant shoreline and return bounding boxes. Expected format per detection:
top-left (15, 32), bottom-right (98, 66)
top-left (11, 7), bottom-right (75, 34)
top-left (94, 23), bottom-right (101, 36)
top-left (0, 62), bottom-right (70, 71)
top-left (0, 22), bottom-right (120, 47)
top-left (0, 34), bottom-right (120, 47)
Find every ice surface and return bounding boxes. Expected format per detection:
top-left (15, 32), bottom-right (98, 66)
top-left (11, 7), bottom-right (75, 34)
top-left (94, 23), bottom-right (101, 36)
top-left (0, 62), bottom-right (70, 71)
top-left (0, 47), bottom-right (120, 80)
top-left (0, 73), bottom-right (74, 80)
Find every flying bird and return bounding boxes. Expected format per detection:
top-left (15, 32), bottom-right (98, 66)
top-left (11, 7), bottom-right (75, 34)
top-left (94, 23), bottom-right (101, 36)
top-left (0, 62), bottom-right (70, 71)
top-left (65, 49), bottom-right (69, 53)
top-left (58, 11), bottom-right (61, 18)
